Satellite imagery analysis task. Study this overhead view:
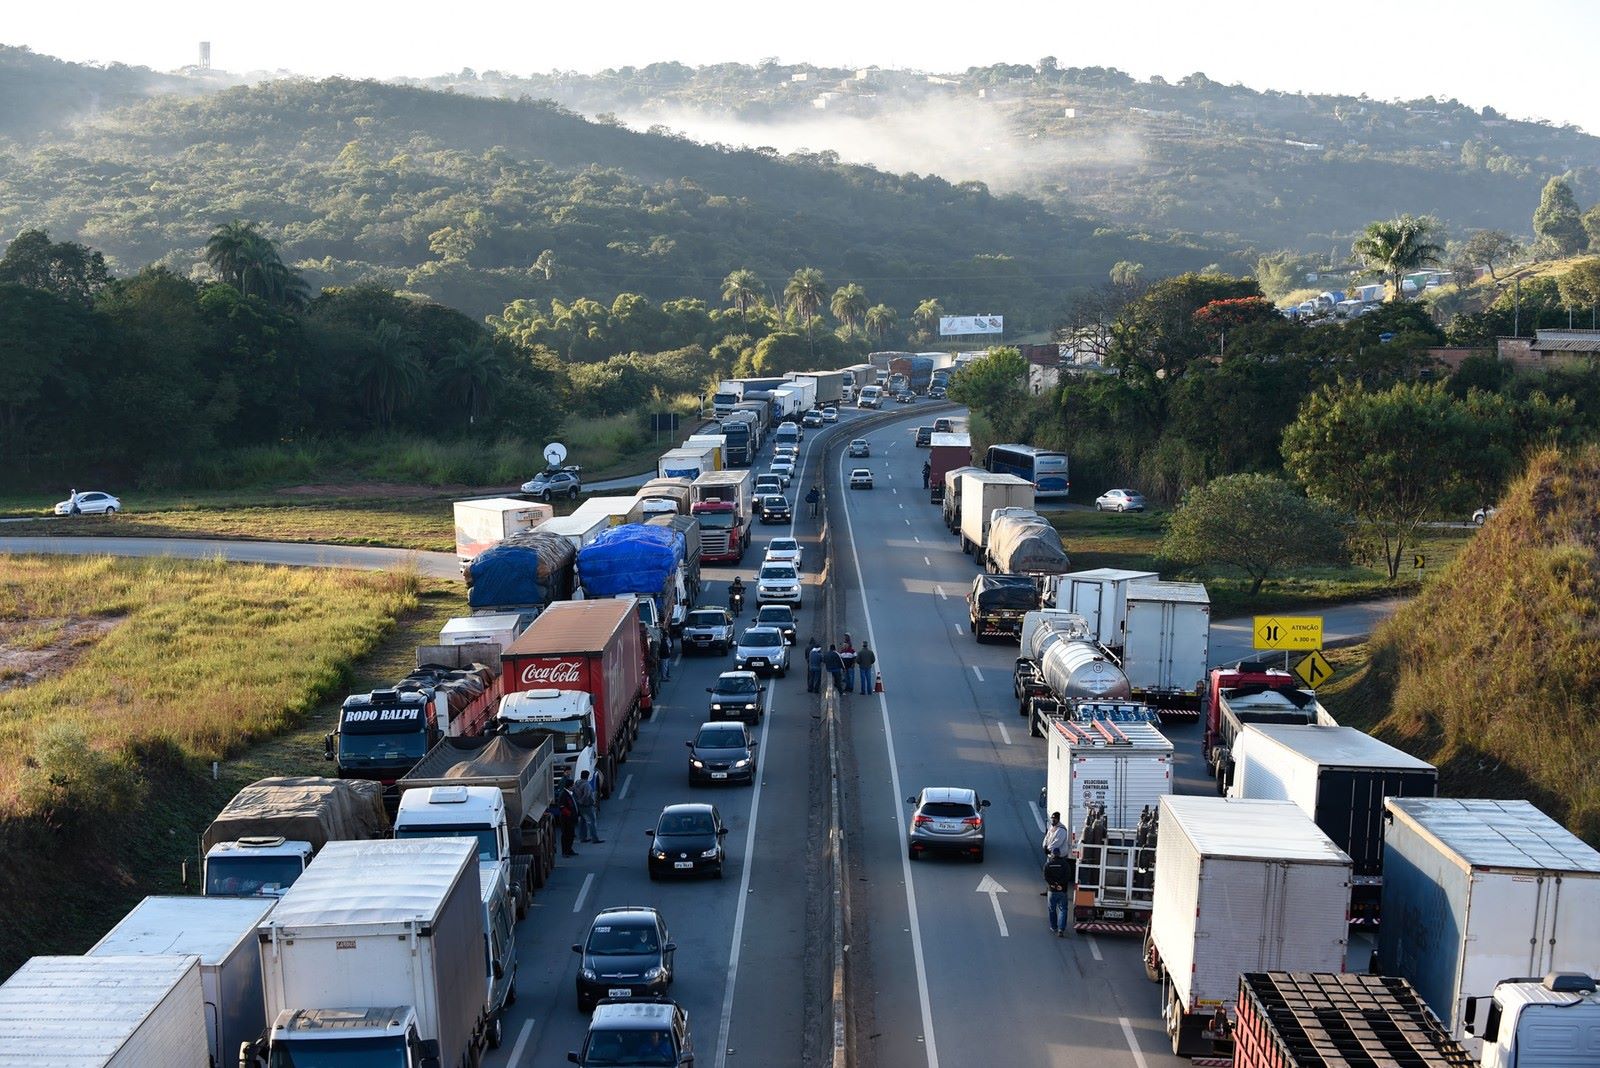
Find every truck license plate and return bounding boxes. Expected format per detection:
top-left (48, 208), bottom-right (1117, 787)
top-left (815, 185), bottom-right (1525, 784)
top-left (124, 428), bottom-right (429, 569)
top-left (1103, 909), bottom-right (1125, 919)
top-left (674, 861), bottom-right (693, 869)
top-left (711, 772), bottom-right (728, 779)
top-left (608, 988), bottom-right (632, 997)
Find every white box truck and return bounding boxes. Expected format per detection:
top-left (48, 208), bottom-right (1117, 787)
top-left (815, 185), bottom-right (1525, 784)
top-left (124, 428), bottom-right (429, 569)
top-left (536, 513), bottom-right (610, 552)
top-left (243, 838), bottom-right (487, 1068)
top-left (1379, 797), bottom-right (1600, 1050)
top-left (453, 498), bottom-right (555, 569)
top-left (437, 612), bottom-right (527, 653)
top-left (568, 495), bottom-right (636, 528)
top-left (658, 447), bottom-right (712, 482)
top-left (1148, 795), bottom-right (1353, 1057)
top-left (684, 434), bottom-right (727, 471)
top-left (0, 954), bottom-right (209, 1066)
top-left (958, 472), bottom-right (1034, 557)
top-left (1053, 568), bottom-right (1159, 651)
top-left (89, 895), bottom-right (274, 1068)
top-left (1122, 580), bottom-right (1210, 719)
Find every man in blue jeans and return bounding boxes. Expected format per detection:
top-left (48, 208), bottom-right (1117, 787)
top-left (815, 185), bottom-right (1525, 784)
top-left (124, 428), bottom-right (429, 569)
top-left (806, 639), bottom-right (823, 693)
top-left (856, 641), bottom-right (877, 694)
top-left (1044, 849), bottom-right (1074, 936)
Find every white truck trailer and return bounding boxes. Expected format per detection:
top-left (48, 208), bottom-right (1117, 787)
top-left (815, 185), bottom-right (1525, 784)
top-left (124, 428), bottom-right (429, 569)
top-left (0, 954), bottom-right (209, 1066)
top-left (957, 471), bottom-right (1034, 558)
top-left (89, 895), bottom-right (274, 1068)
top-left (1052, 568), bottom-right (1159, 652)
top-left (244, 838), bottom-right (488, 1068)
top-left (1122, 579), bottom-right (1210, 721)
top-left (452, 498), bottom-right (554, 570)
top-left (536, 513), bottom-right (611, 552)
top-left (1146, 794), bottom-right (1353, 1058)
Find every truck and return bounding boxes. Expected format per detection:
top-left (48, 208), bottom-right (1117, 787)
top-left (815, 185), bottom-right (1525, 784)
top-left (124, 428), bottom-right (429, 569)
top-left (712, 379), bottom-right (746, 416)
top-left (791, 369), bottom-right (844, 405)
top-left (685, 433), bottom-right (727, 471)
top-left (1145, 795), bottom-right (1354, 1057)
top-left (1121, 579), bottom-right (1211, 719)
top-left (986, 510), bottom-right (1071, 576)
top-left (577, 524), bottom-right (686, 654)
top-left (719, 417), bottom-right (755, 465)
top-left (1044, 716), bottom-right (1172, 934)
top-left (1228, 723), bottom-right (1437, 925)
top-left (500, 598), bottom-right (649, 797)
top-left (1202, 662), bottom-right (1337, 794)
top-left (1379, 797), bottom-right (1600, 1048)
top-left (536, 512), bottom-right (611, 552)
top-left (692, 469), bottom-right (754, 563)
top-left (452, 498), bottom-right (555, 572)
top-left (1232, 972), bottom-right (1472, 1068)
top-left (1051, 568), bottom-right (1158, 653)
top-left (476, 860), bottom-right (519, 1051)
top-left (646, 513), bottom-right (702, 607)
top-left (966, 573), bottom-right (1038, 642)
top-left (244, 839), bottom-right (487, 1068)
top-left (942, 465), bottom-right (984, 531)
top-left (89, 895), bottom-right (274, 1068)
top-left (1014, 609), bottom-right (1133, 737)
top-left (436, 612), bottom-right (528, 654)
top-left (202, 776), bottom-right (390, 898)
top-left (658, 446), bottom-right (712, 482)
top-left (732, 398), bottom-right (772, 434)
top-left (926, 433), bottom-right (971, 503)
top-left (394, 733), bottom-right (558, 900)
top-left (465, 529), bottom-right (577, 613)
top-left (635, 476), bottom-right (695, 516)
top-left (775, 377), bottom-right (816, 413)
top-left (568, 495), bottom-right (638, 528)
top-left (1466, 973), bottom-right (1600, 1068)
top-left (769, 385), bottom-right (805, 422)
top-left (893, 353), bottom-right (939, 393)
top-left (957, 471), bottom-right (1035, 558)
top-left (0, 955), bottom-right (208, 1067)
top-left (326, 662), bottom-right (503, 793)
top-left (840, 362), bottom-right (877, 402)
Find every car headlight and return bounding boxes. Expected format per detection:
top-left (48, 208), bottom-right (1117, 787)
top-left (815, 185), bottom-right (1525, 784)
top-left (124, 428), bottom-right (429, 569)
top-left (654, 850), bottom-right (669, 860)
top-left (689, 758), bottom-right (704, 769)
top-left (580, 968), bottom-right (596, 981)
top-left (733, 759), bottom-right (749, 769)
top-left (743, 702), bottom-right (757, 710)
top-left (643, 966), bottom-right (666, 982)
top-left (711, 703), bottom-right (724, 711)
top-left (700, 847), bottom-right (721, 858)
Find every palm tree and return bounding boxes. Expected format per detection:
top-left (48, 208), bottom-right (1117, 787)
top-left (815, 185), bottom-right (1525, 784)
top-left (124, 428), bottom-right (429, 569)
top-left (204, 221), bottom-right (307, 308)
top-left (533, 249), bottom-right (556, 281)
top-left (864, 303), bottom-right (898, 342)
top-left (204, 220), bottom-right (261, 290)
top-left (721, 269), bottom-right (764, 321)
top-left (784, 267), bottom-right (827, 356)
top-left (358, 320), bottom-right (424, 427)
top-left (1353, 215), bottom-right (1443, 302)
top-left (437, 334), bottom-right (501, 426)
top-left (912, 298), bottom-right (944, 333)
top-left (830, 283), bottom-right (870, 338)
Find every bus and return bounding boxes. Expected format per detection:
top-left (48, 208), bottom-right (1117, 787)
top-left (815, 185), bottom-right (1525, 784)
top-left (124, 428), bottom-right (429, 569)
top-left (985, 444), bottom-right (1070, 498)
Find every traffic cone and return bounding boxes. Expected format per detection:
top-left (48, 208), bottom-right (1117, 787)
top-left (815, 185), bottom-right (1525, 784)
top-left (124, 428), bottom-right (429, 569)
top-left (874, 674), bottom-right (884, 694)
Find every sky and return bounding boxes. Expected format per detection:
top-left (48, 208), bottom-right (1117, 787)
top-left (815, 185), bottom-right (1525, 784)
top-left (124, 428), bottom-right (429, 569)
top-left (9, 0), bottom-right (1600, 133)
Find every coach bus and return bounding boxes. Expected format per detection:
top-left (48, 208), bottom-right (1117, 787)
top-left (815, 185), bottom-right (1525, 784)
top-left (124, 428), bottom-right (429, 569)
top-left (985, 443), bottom-right (1070, 498)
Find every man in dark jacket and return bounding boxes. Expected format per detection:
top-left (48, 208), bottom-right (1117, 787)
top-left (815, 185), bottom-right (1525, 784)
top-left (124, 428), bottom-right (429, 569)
top-left (554, 777), bottom-right (580, 857)
top-left (806, 638), bottom-right (824, 693)
top-left (823, 645), bottom-right (845, 694)
top-left (1044, 849), bottom-right (1075, 936)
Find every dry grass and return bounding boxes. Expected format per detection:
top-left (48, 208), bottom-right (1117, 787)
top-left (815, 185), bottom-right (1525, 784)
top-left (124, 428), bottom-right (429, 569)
top-left (1, 501), bottom-right (457, 552)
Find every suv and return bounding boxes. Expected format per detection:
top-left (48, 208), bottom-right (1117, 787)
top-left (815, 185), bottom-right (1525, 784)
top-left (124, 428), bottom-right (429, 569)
top-left (680, 608), bottom-right (734, 655)
top-left (802, 410), bottom-right (824, 428)
top-left (706, 670), bottom-right (765, 723)
top-left (754, 604), bottom-right (797, 645)
top-left (906, 787), bottom-right (991, 862)
top-left (568, 1000), bottom-right (695, 1066)
top-left (756, 561), bottom-right (802, 607)
top-left (914, 426), bottom-right (933, 447)
top-left (522, 465), bottom-right (582, 501)
top-left (929, 386), bottom-right (947, 400)
top-left (686, 721), bottom-right (758, 786)
top-left (758, 495), bottom-right (791, 525)
top-left (847, 439), bottom-right (870, 458)
top-left (571, 907), bottom-right (675, 1012)
top-left (933, 418), bottom-right (954, 433)
top-left (734, 627), bottom-right (790, 677)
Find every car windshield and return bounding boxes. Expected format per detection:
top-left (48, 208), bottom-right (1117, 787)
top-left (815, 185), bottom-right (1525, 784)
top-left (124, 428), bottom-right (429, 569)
top-left (717, 675), bottom-right (757, 695)
top-left (757, 608), bottom-right (791, 623)
top-left (686, 612), bottom-right (725, 628)
top-left (698, 513), bottom-right (735, 529)
top-left (395, 826), bottom-right (498, 862)
top-left (580, 1029), bottom-right (677, 1066)
top-left (268, 1036), bottom-right (408, 1067)
top-left (741, 629), bottom-right (781, 649)
top-left (658, 812), bottom-right (714, 836)
top-left (760, 565), bottom-right (794, 580)
top-left (205, 854), bottom-right (304, 897)
top-left (695, 726), bottom-right (747, 748)
top-left (770, 539), bottom-right (797, 553)
top-left (586, 922), bottom-right (659, 955)
top-left (920, 802), bottom-right (976, 819)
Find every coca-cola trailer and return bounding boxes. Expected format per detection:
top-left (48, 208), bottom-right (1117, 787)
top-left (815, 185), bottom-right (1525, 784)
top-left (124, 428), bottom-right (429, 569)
top-left (500, 599), bottom-right (649, 791)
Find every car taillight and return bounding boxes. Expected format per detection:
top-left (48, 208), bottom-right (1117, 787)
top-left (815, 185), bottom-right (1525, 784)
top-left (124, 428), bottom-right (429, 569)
top-left (963, 816), bottom-right (983, 827)
top-left (913, 815), bottom-right (932, 827)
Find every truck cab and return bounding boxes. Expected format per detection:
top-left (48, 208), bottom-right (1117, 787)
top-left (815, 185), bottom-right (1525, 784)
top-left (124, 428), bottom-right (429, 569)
top-left (496, 688), bottom-right (598, 786)
top-left (1201, 662), bottom-right (1331, 793)
top-left (691, 500), bottom-right (745, 563)
top-left (249, 1006), bottom-right (442, 1068)
top-left (204, 836), bottom-right (313, 898)
top-left (1467, 972), bottom-right (1600, 1067)
top-left (393, 785), bottom-right (512, 867)
top-left (325, 689), bottom-right (440, 790)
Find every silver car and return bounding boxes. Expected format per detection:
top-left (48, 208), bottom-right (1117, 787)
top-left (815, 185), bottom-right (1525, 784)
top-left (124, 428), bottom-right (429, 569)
top-left (734, 626), bottom-right (790, 677)
top-left (1094, 488), bottom-right (1146, 512)
top-left (906, 787), bottom-right (990, 862)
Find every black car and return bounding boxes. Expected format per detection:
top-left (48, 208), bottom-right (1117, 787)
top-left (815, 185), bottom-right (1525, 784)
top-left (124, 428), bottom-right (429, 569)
top-left (686, 721), bottom-right (758, 786)
top-left (896, 390), bottom-right (916, 403)
top-left (914, 426), bottom-right (933, 447)
top-left (706, 671), bottom-right (764, 723)
top-left (758, 495), bottom-right (792, 524)
top-left (754, 604), bottom-right (797, 645)
top-left (572, 907), bottom-right (676, 1012)
top-left (647, 803), bottom-right (729, 879)
top-left (570, 1000), bottom-right (694, 1067)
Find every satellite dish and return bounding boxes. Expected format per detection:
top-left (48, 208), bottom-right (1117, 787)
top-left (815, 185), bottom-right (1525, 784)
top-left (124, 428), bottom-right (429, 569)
top-left (543, 442), bottom-right (568, 468)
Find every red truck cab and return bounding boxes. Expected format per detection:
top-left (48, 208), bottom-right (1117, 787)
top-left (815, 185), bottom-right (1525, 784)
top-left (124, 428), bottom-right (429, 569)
top-left (1202, 660), bottom-right (1329, 793)
top-left (692, 500), bottom-right (747, 564)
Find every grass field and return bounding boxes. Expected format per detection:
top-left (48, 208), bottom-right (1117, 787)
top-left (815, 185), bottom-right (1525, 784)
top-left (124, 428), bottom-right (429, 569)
top-left (1047, 509), bottom-right (1473, 618)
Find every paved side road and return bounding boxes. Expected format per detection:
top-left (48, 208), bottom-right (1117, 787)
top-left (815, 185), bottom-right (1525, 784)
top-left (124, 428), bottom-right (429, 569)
top-left (0, 536), bottom-right (462, 579)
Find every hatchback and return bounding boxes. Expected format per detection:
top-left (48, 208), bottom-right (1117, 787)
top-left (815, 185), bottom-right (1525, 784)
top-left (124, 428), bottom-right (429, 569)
top-left (686, 721), bottom-right (758, 786)
top-left (706, 670), bottom-right (765, 723)
top-left (572, 907), bottom-right (675, 1012)
top-left (647, 803), bottom-right (728, 879)
top-left (1094, 489), bottom-right (1146, 512)
top-left (848, 439), bottom-right (870, 458)
top-left (821, 407), bottom-right (838, 423)
top-left (906, 787), bottom-right (990, 861)
top-left (569, 1000), bottom-right (695, 1067)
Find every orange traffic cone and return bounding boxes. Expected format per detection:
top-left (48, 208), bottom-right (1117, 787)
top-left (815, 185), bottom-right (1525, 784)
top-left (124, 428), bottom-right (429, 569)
top-left (874, 674), bottom-right (884, 694)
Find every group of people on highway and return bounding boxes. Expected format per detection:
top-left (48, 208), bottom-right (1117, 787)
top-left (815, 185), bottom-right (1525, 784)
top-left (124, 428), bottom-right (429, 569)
top-left (552, 769), bottom-right (605, 858)
top-left (804, 635), bottom-right (877, 696)
top-left (1042, 811), bottom-right (1075, 936)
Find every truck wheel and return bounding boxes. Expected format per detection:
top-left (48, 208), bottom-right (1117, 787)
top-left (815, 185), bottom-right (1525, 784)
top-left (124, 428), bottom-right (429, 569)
top-left (487, 1014), bottom-right (504, 1050)
top-left (1143, 930), bottom-right (1161, 982)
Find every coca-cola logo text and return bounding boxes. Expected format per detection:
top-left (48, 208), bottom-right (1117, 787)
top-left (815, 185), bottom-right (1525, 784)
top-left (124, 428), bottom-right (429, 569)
top-left (521, 659), bottom-right (584, 686)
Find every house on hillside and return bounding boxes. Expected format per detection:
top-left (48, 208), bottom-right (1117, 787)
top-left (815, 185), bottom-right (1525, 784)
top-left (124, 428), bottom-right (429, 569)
top-left (1496, 329), bottom-right (1600, 370)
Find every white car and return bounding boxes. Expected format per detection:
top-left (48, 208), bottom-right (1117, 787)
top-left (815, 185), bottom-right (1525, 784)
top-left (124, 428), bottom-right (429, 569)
top-left (770, 459), bottom-right (795, 486)
top-left (54, 491), bottom-right (121, 516)
top-left (1472, 506), bottom-right (1498, 525)
top-left (849, 468), bottom-right (874, 490)
top-left (735, 626), bottom-right (791, 677)
top-left (765, 537), bottom-right (803, 571)
top-left (756, 561), bottom-right (803, 608)
top-left (1095, 489), bottom-right (1146, 512)
top-left (774, 443), bottom-right (799, 463)
top-left (847, 439), bottom-right (870, 458)
top-left (821, 407), bottom-right (838, 423)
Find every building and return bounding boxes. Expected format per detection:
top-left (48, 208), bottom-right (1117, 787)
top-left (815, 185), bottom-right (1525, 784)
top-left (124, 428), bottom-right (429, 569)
top-left (1496, 329), bottom-right (1600, 370)
top-left (1020, 343), bottom-right (1065, 392)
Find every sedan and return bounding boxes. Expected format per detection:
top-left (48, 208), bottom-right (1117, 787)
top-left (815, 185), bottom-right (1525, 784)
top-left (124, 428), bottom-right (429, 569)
top-left (706, 670), bottom-right (765, 723)
top-left (849, 468), bottom-right (874, 490)
top-left (758, 495), bottom-right (792, 525)
top-left (906, 787), bottom-right (991, 862)
top-left (847, 439), bottom-right (870, 458)
top-left (754, 604), bottom-right (798, 646)
top-left (802, 410), bottom-right (824, 428)
top-left (754, 475), bottom-right (784, 499)
top-left (647, 803), bottom-right (729, 879)
top-left (896, 390), bottom-right (916, 403)
top-left (572, 907), bottom-right (675, 1012)
top-left (686, 721), bottom-right (758, 786)
top-left (1095, 488), bottom-right (1146, 512)
top-left (735, 626), bottom-right (790, 677)
top-left (769, 459), bottom-right (795, 487)
top-left (54, 491), bottom-right (121, 516)
top-left (821, 407), bottom-right (838, 423)
top-left (764, 537), bottom-right (803, 570)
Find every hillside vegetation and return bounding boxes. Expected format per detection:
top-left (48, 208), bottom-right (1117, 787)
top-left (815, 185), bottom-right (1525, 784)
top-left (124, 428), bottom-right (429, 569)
top-left (1344, 446), bottom-right (1600, 844)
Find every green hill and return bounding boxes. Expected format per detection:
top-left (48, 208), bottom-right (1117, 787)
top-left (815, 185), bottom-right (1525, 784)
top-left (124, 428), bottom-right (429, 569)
top-left (1338, 445), bottom-right (1600, 844)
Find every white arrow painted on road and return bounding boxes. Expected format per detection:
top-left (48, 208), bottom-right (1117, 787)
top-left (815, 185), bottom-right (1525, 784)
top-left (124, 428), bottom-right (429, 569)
top-left (977, 874), bottom-right (1009, 937)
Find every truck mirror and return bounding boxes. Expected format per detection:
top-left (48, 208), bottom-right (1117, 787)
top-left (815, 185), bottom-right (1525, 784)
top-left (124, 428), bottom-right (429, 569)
top-left (706, 688), bottom-right (714, 693)
top-left (664, 941), bottom-right (677, 952)
top-left (323, 733), bottom-right (334, 760)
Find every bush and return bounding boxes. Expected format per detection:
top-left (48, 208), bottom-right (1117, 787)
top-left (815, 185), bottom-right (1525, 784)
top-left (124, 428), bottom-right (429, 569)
top-left (16, 722), bottom-right (147, 835)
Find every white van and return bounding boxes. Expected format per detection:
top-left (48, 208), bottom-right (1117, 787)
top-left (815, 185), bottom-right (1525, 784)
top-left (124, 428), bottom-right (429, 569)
top-left (857, 385), bottom-right (884, 410)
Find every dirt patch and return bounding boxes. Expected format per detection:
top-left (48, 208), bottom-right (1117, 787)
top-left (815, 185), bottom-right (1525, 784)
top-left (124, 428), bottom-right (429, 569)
top-left (273, 482), bottom-right (509, 500)
top-left (0, 617), bottom-right (122, 693)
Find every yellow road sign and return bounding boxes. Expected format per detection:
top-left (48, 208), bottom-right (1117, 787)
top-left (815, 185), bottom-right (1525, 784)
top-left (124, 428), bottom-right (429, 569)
top-left (1294, 650), bottom-right (1334, 688)
top-left (1253, 615), bottom-right (1324, 651)
top-left (1413, 554), bottom-right (1426, 570)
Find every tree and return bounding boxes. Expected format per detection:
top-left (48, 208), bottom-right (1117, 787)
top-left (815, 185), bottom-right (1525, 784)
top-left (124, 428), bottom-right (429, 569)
top-left (532, 249), bottom-right (556, 281)
top-left (1352, 215), bottom-right (1443, 302)
top-left (1532, 177), bottom-right (1586, 257)
top-left (720, 269), bottom-right (764, 320)
top-left (829, 283), bottom-right (869, 337)
top-left (1461, 230), bottom-right (1521, 282)
top-left (435, 334), bottom-right (500, 426)
top-left (1161, 474), bottom-right (1346, 595)
top-left (1584, 204), bottom-right (1600, 252)
top-left (1556, 259), bottom-right (1600, 320)
top-left (783, 267), bottom-right (827, 356)
top-left (948, 347), bottom-right (1027, 414)
top-left (0, 229), bottom-right (109, 306)
top-left (1282, 381), bottom-right (1503, 579)
top-left (356, 320), bottom-right (424, 426)
top-left (204, 221), bottom-right (307, 308)
top-left (912, 298), bottom-right (944, 333)
top-left (1109, 260), bottom-right (1145, 290)
top-left (864, 303), bottom-right (898, 342)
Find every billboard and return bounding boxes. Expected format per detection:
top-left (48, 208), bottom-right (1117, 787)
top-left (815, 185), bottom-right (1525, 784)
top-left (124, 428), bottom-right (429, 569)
top-left (939, 315), bottom-right (1004, 336)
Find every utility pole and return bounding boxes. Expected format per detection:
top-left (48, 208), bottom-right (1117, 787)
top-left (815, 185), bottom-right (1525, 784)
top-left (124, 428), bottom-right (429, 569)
top-left (1514, 276), bottom-right (1521, 337)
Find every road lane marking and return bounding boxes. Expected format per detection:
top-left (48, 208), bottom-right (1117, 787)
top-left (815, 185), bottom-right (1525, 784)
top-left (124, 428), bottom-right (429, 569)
top-left (572, 873), bottom-right (594, 913)
top-left (617, 773), bottom-right (634, 800)
top-left (837, 443), bottom-right (941, 1068)
top-left (905, 519), bottom-right (911, 525)
top-left (997, 722), bottom-right (1011, 745)
top-left (971, 665), bottom-right (984, 682)
top-left (913, 536), bottom-right (920, 543)
top-left (1030, 805), bottom-right (1046, 833)
top-left (935, 585), bottom-right (946, 600)
top-left (1086, 934), bottom-right (1103, 961)
top-left (506, 1019), bottom-right (536, 1066)
top-left (899, 503), bottom-right (904, 509)
top-left (977, 875), bottom-right (1009, 937)
top-left (1118, 1017), bottom-right (1150, 1068)
top-left (712, 683), bottom-right (776, 1068)
top-left (923, 556), bottom-right (931, 566)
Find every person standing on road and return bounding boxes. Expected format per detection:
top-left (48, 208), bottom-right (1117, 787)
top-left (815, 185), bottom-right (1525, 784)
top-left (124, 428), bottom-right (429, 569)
top-left (574, 769), bottom-right (603, 845)
top-left (824, 644), bottom-right (845, 695)
top-left (838, 635), bottom-right (857, 693)
top-left (856, 641), bottom-right (877, 694)
top-left (1044, 848), bottom-right (1074, 936)
top-left (555, 777), bottom-right (579, 857)
top-left (806, 485), bottom-right (820, 518)
top-left (1043, 811), bottom-right (1069, 857)
top-left (922, 461), bottom-right (931, 489)
top-left (806, 638), bottom-right (823, 693)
